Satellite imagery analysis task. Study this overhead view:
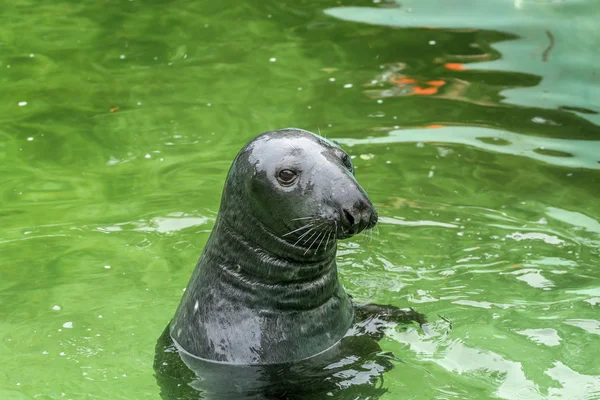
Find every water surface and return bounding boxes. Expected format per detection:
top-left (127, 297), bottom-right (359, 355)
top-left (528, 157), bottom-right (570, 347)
top-left (1, 0), bottom-right (599, 399)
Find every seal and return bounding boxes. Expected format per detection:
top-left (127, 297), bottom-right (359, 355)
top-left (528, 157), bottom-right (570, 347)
top-left (169, 128), bottom-right (377, 365)
top-left (167, 128), bottom-right (425, 367)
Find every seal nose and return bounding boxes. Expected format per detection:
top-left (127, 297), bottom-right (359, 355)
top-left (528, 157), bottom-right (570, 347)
top-left (341, 200), bottom-right (378, 234)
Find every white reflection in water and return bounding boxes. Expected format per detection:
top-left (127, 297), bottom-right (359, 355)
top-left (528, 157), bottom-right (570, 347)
top-left (135, 215), bottom-right (210, 234)
top-left (391, 328), bottom-right (543, 399)
top-left (392, 327), bottom-right (600, 399)
top-left (563, 319), bottom-right (600, 336)
top-left (516, 328), bottom-right (561, 347)
top-left (546, 362), bottom-right (600, 399)
top-left (379, 216), bottom-right (458, 228)
top-left (96, 212), bottom-right (210, 234)
top-left (506, 232), bottom-right (565, 246)
top-left (338, 127), bottom-right (600, 170)
top-left (504, 268), bottom-right (555, 290)
top-left (452, 300), bottom-right (513, 309)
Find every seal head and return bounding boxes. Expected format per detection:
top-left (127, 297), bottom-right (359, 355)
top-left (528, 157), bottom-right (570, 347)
top-left (170, 128), bottom-right (377, 364)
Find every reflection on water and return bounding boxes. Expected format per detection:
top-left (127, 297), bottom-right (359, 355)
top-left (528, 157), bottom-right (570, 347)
top-left (326, 0), bottom-right (600, 124)
top-left (339, 126), bottom-right (600, 170)
top-left (392, 327), bottom-right (600, 399)
top-left (154, 325), bottom-right (393, 400)
top-left (96, 212), bottom-right (212, 235)
top-left (1, 0), bottom-right (599, 399)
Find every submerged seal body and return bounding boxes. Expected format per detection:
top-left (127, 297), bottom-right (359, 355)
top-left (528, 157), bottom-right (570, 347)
top-left (169, 128), bottom-right (378, 365)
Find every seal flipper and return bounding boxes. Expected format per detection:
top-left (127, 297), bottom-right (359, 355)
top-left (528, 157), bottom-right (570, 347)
top-left (352, 303), bottom-right (429, 341)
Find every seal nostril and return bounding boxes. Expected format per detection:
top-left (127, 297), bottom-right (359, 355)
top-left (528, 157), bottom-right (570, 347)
top-left (343, 209), bottom-right (355, 227)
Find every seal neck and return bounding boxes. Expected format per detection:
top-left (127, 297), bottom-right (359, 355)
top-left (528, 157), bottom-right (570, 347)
top-left (215, 211), bottom-right (337, 282)
top-left (226, 208), bottom-right (336, 262)
top-left (197, 212), bottom-right (340, 310)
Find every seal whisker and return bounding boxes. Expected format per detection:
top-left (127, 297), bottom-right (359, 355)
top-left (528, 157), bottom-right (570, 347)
top-left (299, 228), bottom-right (318, 247)
top-left (303, 231), bottom-right (320, 248)
top-left (361, 229), bottom-right (370, 244)
top-left (355, 230), bottom-right (365, 244)
top-left (361, 231), bottom-right (369, 245)
top-left (324, 229), bottom-right (333, 251)
top-left (294, 226), bottom-right (316, 246)
top-left (292, 217), bottom-right (315, 221)
top-left (302, 224), bottom-right (323, 245)
top-left (315, 230), bottom-right (328, 253)
top-left (304, 231), bottom-right (323, 255)
top-left (308, 230), bottom-right (324, 250)
top-left (282, 223), bottom-right (313, 237)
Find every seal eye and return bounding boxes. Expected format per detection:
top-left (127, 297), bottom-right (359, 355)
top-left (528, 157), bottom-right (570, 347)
top-left (341, 153), bottom-right (353, 172)
top-left (277, 169), bottom-right (297, 185)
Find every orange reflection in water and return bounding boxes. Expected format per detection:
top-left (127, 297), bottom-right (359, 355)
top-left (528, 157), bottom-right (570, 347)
top-left (444, 63), bottom-right (467, 71)
top-left (387, 73), bottom-right (447, 96)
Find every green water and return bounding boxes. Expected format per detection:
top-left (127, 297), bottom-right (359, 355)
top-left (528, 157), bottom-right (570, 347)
top-left (1, 0), bottom-right (599, 398)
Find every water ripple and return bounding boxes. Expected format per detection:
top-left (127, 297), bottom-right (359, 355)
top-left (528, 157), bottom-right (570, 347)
top-left (339, 126), bottom-right (600, 170)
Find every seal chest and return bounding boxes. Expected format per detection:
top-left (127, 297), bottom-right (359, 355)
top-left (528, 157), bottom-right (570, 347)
top-left (170, 128), bottom-right (378, 365)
